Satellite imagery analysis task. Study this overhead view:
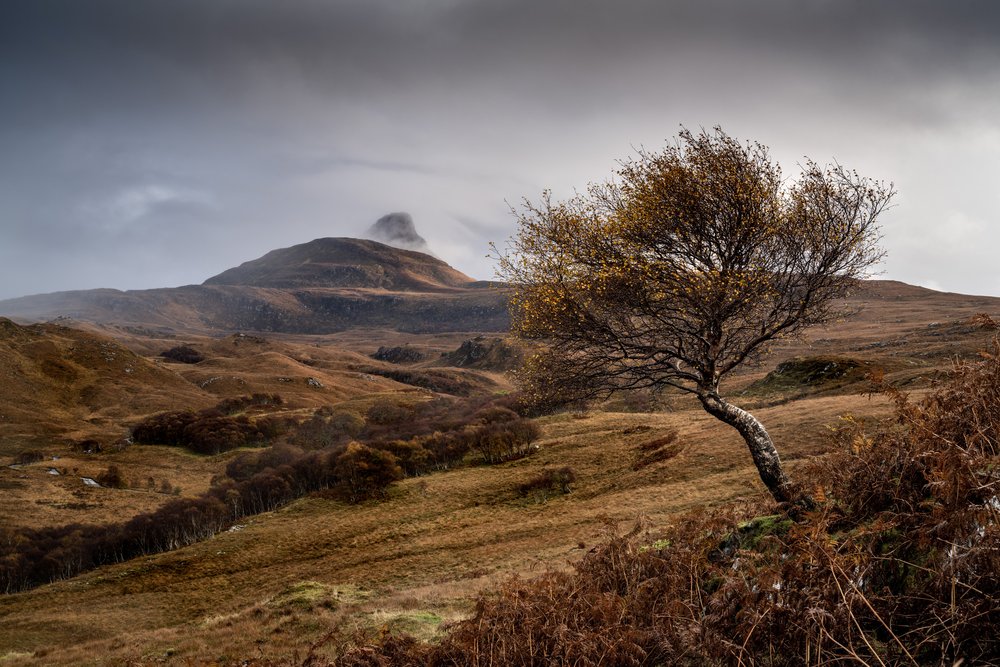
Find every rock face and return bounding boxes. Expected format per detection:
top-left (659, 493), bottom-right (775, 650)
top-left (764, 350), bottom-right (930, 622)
top-left (438, 336), bottom-right (523, 371)
top-left (366, 212), bottom-right (430, 254)
top-left (370, 346), bottom-right (426, 364)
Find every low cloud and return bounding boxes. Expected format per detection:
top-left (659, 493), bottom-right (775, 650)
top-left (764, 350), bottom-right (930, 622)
top-left (365, 212), bottom-right (432, 255)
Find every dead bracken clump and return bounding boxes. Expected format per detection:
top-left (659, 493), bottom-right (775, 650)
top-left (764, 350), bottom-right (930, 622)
top-left (12, 449), bottom-right (45, 465)
top-left (517, 466), bottom-right (576, 502)
top-left (333, 343), bottom-right (1000, 666)
top-left (969, 312), bottom-right (998, 330)
top-left (632, 430), bottom-right (683, 470)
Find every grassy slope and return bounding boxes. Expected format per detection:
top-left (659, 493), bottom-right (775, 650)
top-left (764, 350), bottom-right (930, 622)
top-left (1, 280), bottom-right (999, 664)
top-left (0, 394), bottom-right (892, 665)
top-left (0, 321), bottom-right (511, 533)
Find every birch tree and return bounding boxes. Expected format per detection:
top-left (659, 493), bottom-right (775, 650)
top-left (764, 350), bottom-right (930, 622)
top-left (497, 127), bottom-right (894, 505)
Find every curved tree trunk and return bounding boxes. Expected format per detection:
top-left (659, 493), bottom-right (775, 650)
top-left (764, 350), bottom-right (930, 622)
top-left (697, 391), bottom-right (797, 505)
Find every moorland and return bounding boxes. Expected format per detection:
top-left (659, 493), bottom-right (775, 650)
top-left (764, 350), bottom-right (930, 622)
top-left (1, 238), bottom-right (999, 665)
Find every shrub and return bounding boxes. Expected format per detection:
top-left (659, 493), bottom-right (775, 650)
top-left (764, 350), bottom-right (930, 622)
top-left (472, 405), bottom-right (520, 425)
top-left (360, 367), bottom-right (482, 396)
top-left (292, 409), bottom-right (364, 449)
top-left (334, 442), bottom-right (403, 503)
top-left (472, 418), bottom-right (541, 464)
top-left (12, 450), bottom-right (45, 465)
top-left (182, 415), bottom-right (264, 455)
top-left (131, 410), bottom-right (198, 447)
top-left (364, 399), bottom-right (413, 426)
top-left (132, 402), bottom-right (280, 455)
top-left (419, 431), bottom-right (473, 470)
top-left (215, 393), bottom-right (284, 415)
top-left (226, 445), bottom-right (307, 482)
top-left (517, 467), bottom-right (576, 502)
top-left (74, 439), bottom-right (103, 454)
top-left (255, 414), bottom-right (292, 440)
top-left (371, 440), bottom-right (432, 477)
top-left (96, 465), bottom-right (127, 489)
top-left (160, 345), bottom-right (204, 364)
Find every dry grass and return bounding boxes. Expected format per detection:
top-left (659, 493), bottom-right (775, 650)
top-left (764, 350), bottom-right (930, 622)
top-left (0, 282), bottom-right (998, 664)
top-left (0, 446), bottom-right (225, 531)
top-left (0, 320), bottom-right (513, 533)
top-left (0, 390), bottom-right (892, 665)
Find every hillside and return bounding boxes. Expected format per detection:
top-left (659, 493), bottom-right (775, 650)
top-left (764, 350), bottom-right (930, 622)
top-left (0, 318), bottom-right (212, 452)
top-left (0, 238), bottom-right (509, 335)
top-left (0, 319), bottom-right (513, 535)
top-left (1, 280), bottom-right (1000, 665)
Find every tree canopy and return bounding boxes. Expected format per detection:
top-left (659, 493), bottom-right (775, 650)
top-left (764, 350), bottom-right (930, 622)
top-left (498, 127), bottom-right (894, 504)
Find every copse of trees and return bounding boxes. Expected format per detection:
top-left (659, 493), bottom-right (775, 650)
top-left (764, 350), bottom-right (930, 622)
top-left (360, 366), bottom-right (483, 396)
top-left (292, 407), bottom-right (365, 449)
top-left (131, 394), bottom-right (288, 455)
top-left (334, 443), bottom-right (404, 503)
top-left (472, 418), bottom-right (541, 464)
top-left (159, 345), bottom-right (204, 364)
top-left (1, 394), bottom-right (542, 594)
top-left (0, 439), bottom-right (400, 593)
top-left (214, 393), bottom-right (284, 415)
top-left (497, 127), bottom-right (894, 505)
top-left (359, 398), bottom-right (540, 470)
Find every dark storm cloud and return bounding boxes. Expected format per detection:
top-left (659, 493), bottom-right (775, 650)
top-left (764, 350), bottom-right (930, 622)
top-left (9, 2), bottom-right (997, 118)
top-left (2, 1), bottom-right (1000, 299)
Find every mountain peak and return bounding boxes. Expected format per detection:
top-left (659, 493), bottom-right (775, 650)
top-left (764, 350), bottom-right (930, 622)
top-left (202, 237), bottom-right (474, 291)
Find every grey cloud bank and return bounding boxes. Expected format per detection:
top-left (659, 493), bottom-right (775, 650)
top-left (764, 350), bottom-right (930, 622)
top-left (1, 0), bottom-right (1000, 300)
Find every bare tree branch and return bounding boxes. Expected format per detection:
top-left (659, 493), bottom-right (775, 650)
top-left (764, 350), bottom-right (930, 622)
top-left (496, 127), bottom-right (894, 504)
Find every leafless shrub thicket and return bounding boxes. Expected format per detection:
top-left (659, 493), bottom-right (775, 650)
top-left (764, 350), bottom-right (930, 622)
top-left (0, 395), bottom-right (539, 594)
top-left (131, 394), bottom-right (288, 455)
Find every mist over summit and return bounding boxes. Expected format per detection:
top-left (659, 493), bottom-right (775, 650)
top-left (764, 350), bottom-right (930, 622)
top-left (365, 212), bottom-right (431, 255)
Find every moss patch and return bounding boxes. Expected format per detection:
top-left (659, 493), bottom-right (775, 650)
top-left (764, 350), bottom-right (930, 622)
top-left (267, 581), bottom-right (369, 612)
top-left (747, 356), bottom-right (872, 395)
top-left (366, 610), bottom-right (445, 642)
top-left (735, 514), bottom-right (794, 551)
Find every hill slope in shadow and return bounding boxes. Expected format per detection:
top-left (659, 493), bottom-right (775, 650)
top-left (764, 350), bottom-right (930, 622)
top-left (0, 238), bottom-right (509, 334)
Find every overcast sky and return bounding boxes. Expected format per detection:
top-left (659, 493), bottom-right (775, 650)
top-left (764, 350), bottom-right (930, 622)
top-left (2, 0), bottom-right (999, 300)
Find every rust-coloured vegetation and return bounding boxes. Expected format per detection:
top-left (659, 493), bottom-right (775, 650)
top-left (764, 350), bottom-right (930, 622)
top-left (0, 394), bottom-right (540, 594)
top-left (131, 394), bottom-right (287, 454)
top-left (333, 347), bottom-right (1000, 666)
top-left (159, 345), bottom-right (205, 364)
top-left (498, 127), bottom-right (894, 504)
top-left (517, 466), bottom-right (576, 502)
